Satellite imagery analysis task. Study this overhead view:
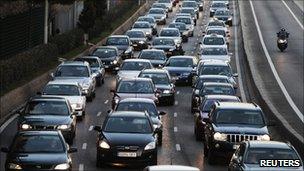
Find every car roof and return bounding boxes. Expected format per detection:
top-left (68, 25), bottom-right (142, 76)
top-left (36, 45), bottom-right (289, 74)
top-left (150, 8), bottom-right (165, 11)
top-left (202, 60), bottom-right (228, 66)
top-left (204, 95), bottom-right (240, 100)
top-left (161, 28), bottom-right (179, 31)
top-left (76, 56), bottom-right (99, 60)
top-left (170, 55), bottom-right (195, 59)
top-left (175, 16), bottom-right (192, 19)
top-left (198, 75), bottom-right (229, 79)
top-left (59, 61), bottom-right (88, 66)
top-left (215, 102), bottom-right (261, 110)
top-left (120, 77), bottom-right (152, 82)
top-left (204, 34), bottom-right (225, 38)
top-left (128, 29), bottom-right (145, 33)
top-left (247, 141), bottom-right (292, 149)
top-left (146, 165), bottom-right (200, 171)
top-left (141, 49), bottom-right (165, 53)
top-left (47, 80), bottom-right (80, 86)
top-left (123, 59), bottom-right (151, 63)
top-left (203, 82), bottom-right (233, 87)
top-left (134, 21), bottom-right (150, 24)
top-left (18, 131), bottom-right (60, 136)
top-left (31, 96), bottom-right (67, 102)
top-left (109, 111), bottom-right (148, 118)
top-left (108, 35), bottom-right (129, 38)
top-left (119, 98), bottom-right (154, 104)
top-left (154, 37), bottom-right (174, 40)
top-left (206, 27), bottom-right (226, 31)
top-left (141, 68), bottom-right (168, 74)
top-left (95, 46), bottom-right (118, 50)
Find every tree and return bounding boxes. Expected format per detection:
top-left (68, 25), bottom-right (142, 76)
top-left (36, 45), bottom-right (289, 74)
top-left (77, 1), bottom-right (96, 45)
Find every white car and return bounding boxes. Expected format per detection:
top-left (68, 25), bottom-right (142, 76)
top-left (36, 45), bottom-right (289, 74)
top-left (132, 21), bottom-right (153, 40)
top-left (157, 0), bottom-right (173, 12)
top-left (116, 59), bottom-right (153, 81)
top-left (205, 19), bottom-right (228, 33)
top-left (148, 8), bottom-right (167, 25)
top-left (199, 34), bottom-right (227, 50)
top-left (204, 27), bottom-right (230, 45)
top-left (174, 16), bottom-right (195, 36)
top-left (200, 47), bottom-right (231, 62)
top-left (41, 80), bottom-right (86, 119)
top-left (159, 28), bottom-right (182, 46)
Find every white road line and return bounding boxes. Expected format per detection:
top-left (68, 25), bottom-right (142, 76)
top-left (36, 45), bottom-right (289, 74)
top-left (175, 144), bottom-right (181, 151)
top-left (281, 0), bottom-right (304, 29)
top-left (174, 127), bottom-right (178, 132)
top-left (88, 125), bottom-right (94, 131)
top-left (176, 91), bottom-right (180, 95)
top-left (82, 143), bottom-right (87, 150)
top-left (174, 112), bottom-right (177, 117)
top-left (96, 112), bottom-right (102, 117)
top-left (250, 0), bottom-right (303, 122)
top-left (0, 114), bottom-right (18, 134)
top-left (104, 100), bottom-right (109, 104)
top-left (79, 164), bottom-right (84, 171)
top-left (174, 101), bottom-right (178, 105)
top-left (233, 0), bottom-right (247, 102)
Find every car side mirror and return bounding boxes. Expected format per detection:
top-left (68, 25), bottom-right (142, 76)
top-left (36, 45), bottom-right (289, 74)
top-left (233, 73), bottom-right (238, 77)
top-left (93, 126), bottom-right (102, 132)
top-left (68, 147), bottom-right (77, 153)
top-left (159, 111), bottom-right (166, 116)
top-left (1, 147), bottom-right (9, 153)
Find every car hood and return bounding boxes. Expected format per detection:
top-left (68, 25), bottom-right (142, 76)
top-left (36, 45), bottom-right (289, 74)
top-left (243, 164), bottom-right (303, 171)
top-left (152, 45), bottom-right (175, 50)
top-left (53, 77), bottom-right (90, 86)
top-left (130, 38), bottom-right (147, 42)
top-left (164, 67), bottom-right (193, 74)
top-left (116, 93), bottom-right (157, 101)
top-left (103, 132), bottom-right (154, 147)
top-left (149, 60), bottom-right (166, 66)
top-left (149, 14), bottom-right (166, 18)
top-left (159, 36), bottom-right (181, 44)
top-left (132, 28), bottom-right (152, 34)
top-left (20, 115), bottom-right (71, 126)
top-left (9, 153), bottom-right (68, 165)
top-left (100, 56), bottom-right (117, 62)
top-left (117, 71), bottom-right (140, 79)
top-left (113, 45), bottom-right (129, 51)
top-left (201, 55), bottom-right (230, 62)
top-left (213, 124), bottom-right (269, 135)
top-left (41, 95), bottom-right (82, 104)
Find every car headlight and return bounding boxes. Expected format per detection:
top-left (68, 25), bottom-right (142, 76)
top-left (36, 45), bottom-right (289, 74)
top-left (257, 134), bottom-right (270, 141)
top-left (8, 163), bottom-right (22, 170)
top-left (139, 40), bottom-right (145, 44)
top-left (169, 48), bottom-right (175, 51)
top-left (57, 124), bottom-right (70, 130)
top-left (54, 163), bottom-right (70, 170)
top-left (125, 48), bottom-right (132, 54)
top-left (153, 124), bottom-right (159, 129)
top-left (145, 32), bottom-right (151, 36)
top-left (82, 82), bottom-right (90, 89)
top-left (278, 39), bottom-right (287, 43)
top-left (112, 60), bottom-right (118, 65)
top-left (194, 89), bottom-right (200, 95)
top-left (163, 90), bottom-right (171, 94)
top-left (99, 140), bottom-right (110, 149)
top-left (228, 17), bottom-right (232, 21)
top-left (144, 141), bottom-right (156, 150)
top-left (21, 124), bottom-right (31, 130)
top-left (161, 16), bottom-right (166, 20)
top-left (213, 132), bottom-right (227, 141)
top-left (210, 9), bottom-right (215, 12)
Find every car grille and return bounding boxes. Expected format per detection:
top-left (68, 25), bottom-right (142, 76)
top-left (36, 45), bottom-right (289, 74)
top-left (32, 125), bottom-right (57, 130)
top-left (22, 164), bottom-right (54, 169)
top-left (227, 134), bottom-right (258, 143)
top-left (116, 146), bottom-right (139, 151)
top-left (217, 17), bottom-right (228, 21)
top-left (102, 61), bottom-right (111, 65)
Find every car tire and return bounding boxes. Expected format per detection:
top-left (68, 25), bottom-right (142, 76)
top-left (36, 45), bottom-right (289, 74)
top-left (96, 152), bottom-right (104, 168)
top-left (207, 148), bottom-right (217, 165)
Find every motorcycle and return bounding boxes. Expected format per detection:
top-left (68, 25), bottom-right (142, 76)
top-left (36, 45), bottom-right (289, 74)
top-left (277, 38), bottom-right (288, 52)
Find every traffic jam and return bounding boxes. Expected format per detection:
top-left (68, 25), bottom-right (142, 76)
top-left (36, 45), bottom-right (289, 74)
top-left (1, 0), bottom-right (303, 171)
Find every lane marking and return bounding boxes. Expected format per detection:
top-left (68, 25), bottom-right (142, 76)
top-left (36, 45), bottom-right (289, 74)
top-left (281, 0), bottom-right (304, 29)
top-left (174, 101), bottom-right (178, 105)
top-left (174, 112), bottom-right (177, 117)
top-left (250, 0), bottom-right (303, 122)
top-left (174, 127), bottom-right (178, 132)
top-left (104, 100), bottom-right (109, 104)
top-left (88, 125), bottom-right (94, 131)
top-left (82, 143), bottom-right (87, 150)
top-left (96, 112), bottom-right (102, 117)
top-left (175, 144), bottom-right (181, 151)
top-left (233, 0), bottom-right (247, 102)
top-left (79, 164), bottom-right (84, 171)
top-left (0, 114), bottom-right (18, 134)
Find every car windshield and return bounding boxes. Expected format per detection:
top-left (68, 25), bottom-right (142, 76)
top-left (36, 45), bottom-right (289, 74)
top-left (55, 65), bottom-right (89, 77)
top-left (215, 10), bottom-right (230, 16)
top-left (169, 23), bottom-right (187, 30)
top-left (202, 47), bottom-right (228, 55)
top-left (126, 31), bottom-right (145, 38)
top-left (196, 77), bottom-right (229, 89)
top-left (43, 84), bottom-right (80, 96)
top-left (25, 100), bottom-right (69, 115)
top-left (120, 61), bottom-right (151, 71)
top-left (153, 38), bottom-right (175, 46)
top-left (166, 58), bottom-right (193, 67)
top-left (106, 37), bottom-right (129, 45)
top-left (117, 81), bottom-right (154, 93)
top-left (215, 109), bottom-right (265, 125)
top-left (199, 65), bottom-right (232, 76)
top-left (207, 30), bottom-right (226, 37)
top-left (140, 73), bottom-right (170, 85)
top-left (92, 48), bottom-right (117, 58)
top-left (104, 116), bottom-right (152, 133)
top-left (182, 2), bottom-right (197, 8)
top-left (139, 51), bottom-right (166, 60)
top-left (160, 29), bottom-right (180, 37)
top-left (203, 37), bottom-right (225, 45)
top-left (74, 58), bottom-right (99, 67)
top-left (208, 21), bottom-right (225, 27)
top-left (138, 17), bottom-right (155, 24)
top-left (212, 3), bottom-right (226, 8)
top-left (201, 98), bottom-right (238, 112)
top-left (133, 22), bottom-right (150, 28)
top-left (116, 102), bottom-right (158, 116)
top-left (244, 148), bottom-right (301, 164)
top-left (175, 17), bottom-right (191, 24)
top-left (149, 9), bottom-right (164, 14)
top-left (200, 85), bottom-right (234, 96)
top-left (12, 135), bottom-right (64, 153)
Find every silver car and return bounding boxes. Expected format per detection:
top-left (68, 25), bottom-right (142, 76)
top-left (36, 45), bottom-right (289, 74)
top-left (159, 28), bottom-right (182, 47)
top-left (116, 59), bottom-right (153, 82)
top-left (148, 8), bottom-right (167, 25)
top-left (132, 21), bottom-right (153, 40)
top-left (174, 16), bottom-right (195, 37)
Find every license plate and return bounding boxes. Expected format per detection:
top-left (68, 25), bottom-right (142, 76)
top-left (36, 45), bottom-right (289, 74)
top-left (233, 145), bottom-right (240, 149)
top-left (117, 152), bottom-right (137, 157)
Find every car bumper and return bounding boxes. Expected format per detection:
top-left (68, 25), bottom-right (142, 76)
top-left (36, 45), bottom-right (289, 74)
top-left (171, 75), bottom-right (192, 84)
top-left (132, 43), bottom-right (148, 50)
top-left (158, 93), bottom-right (174, 102)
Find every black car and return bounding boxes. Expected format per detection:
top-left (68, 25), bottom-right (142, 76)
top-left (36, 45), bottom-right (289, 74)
top-left (91, 46), bottom-right (122, 71)
top-left (168, 22), bottom-right (190, 42)
top-left (151, 37), bottom-right (182, 57)
top-left (163, 56), bottom-right (198, 85)
top-left (138, 49), bottom-right (167, 68)
top-left (203, 102), bottom-right (272, 165)
top-left (194, 95), bottom-right (240, 141)
top-left (94, 111), bottom-right (159, 167)
top-left (191, 82), bottom-right (236, 113)
top-left (105, 35), bottom-right (134, 60)
top-left (126, 30), bottom-right (149, 51)
top-left (1, 131), bottom-right (77, 171)
top-left (113, 98), bottom-right (166, 145)
top-left (18, 97), bottom-right (77, 144)
top-left (139, 69), bottom-right (175, 105)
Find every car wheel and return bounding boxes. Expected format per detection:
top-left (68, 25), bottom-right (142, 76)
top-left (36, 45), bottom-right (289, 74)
top-left (96, 152), bottom-right (104, 168)
top-left (207, 148), bottom-right (217, 165)
top-left (158, 132), bottom-right (163, 146)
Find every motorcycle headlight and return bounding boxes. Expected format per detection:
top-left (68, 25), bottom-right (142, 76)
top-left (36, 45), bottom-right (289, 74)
top-left (213, 132), bottom-right (227, 141)
top-left (57, 124), bottom-right (70, 130)
top-left (257, 134), bottom-right (270, 141)
top-left (54, 163), bottom-right (70, 170)
top-left (163, 90), bottom-right (171, 94)
top-left (114, 98), bottom-right (120, 104)
top-left (194, 89), bottom-right (200, 95)
top-left (144, 141), bottom-right (156, 150)
top-left (278, 39), bottom-right (286, 43)
top-left (99, 140), bottom-right (110, 149)
top-left (8, 163), bottom-right (22, 170)
top-left (21, 124), bottom-right (31, 130)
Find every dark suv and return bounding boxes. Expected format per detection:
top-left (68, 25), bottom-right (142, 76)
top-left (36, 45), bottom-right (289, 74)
top-left (203, 102), bottom-right (272, 165)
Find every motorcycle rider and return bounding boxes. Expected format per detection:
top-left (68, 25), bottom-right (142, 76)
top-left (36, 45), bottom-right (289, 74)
top-left (277, 28), bottom-right (289, 39)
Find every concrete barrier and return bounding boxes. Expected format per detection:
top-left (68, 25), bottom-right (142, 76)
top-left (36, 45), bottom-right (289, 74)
top-left (0, 0), bottom-right (154, 124)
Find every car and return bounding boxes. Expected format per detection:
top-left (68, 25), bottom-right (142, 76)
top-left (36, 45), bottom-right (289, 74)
top-left (213, 0), bottom-right (229, 8)
top-left (157, 0), bottom-right (173, 12)
top-left (139, 69), bottom-right (175, 105)
top-left (194, 95), bottom-right (240, 140)
top-left (74, 56), bottom-right (105, 86)
top-left (204, 27), bottom-right (230, 46)
top-left (159, 28), bottom-right (182, 48)
top-left (163, 56), bottom-right (198, 85)
top-left (148, 8), bottom-right (167, 25)
top-left (214, 9), bottom-right (233, 26)
top-left (205, 19), bottom-right (228, 33)
top-left (113, 98), bottom-right (166, 145)
top-left (105, 35), bottom-right (134, 59)
top-left (126, 30), bottom-right (149, 51)
top-left (228, 141), bottom-right (303, 171)
top-left (138, 49), bottom-right (167, 67)
top-left (152, 3), bottom-right (169, 15)
top-left (116, 59), bottom-right (153, 81)
top-left (132, 21), bottom-right (153, 40)
top-left (209, 1), bottom-right (227, 17)
top-left (144, 165), bottom-right (200, 171)
top-left (1, 131), bottom-right (77, 171)
top-left (91, 46), bottom-right (122, 71)
top-left (203, 102), bottom-right (272, 165)
top-left (179, 7), bottom-right (197, 25)
top-left (41, 80), bottom-right (86, 119)
top-left (191, 82), bottom-right (236, 112)
top-left (151, 37), bottom-right (183, 57)
top-left (168, 22), bottom-right (190, 42)
top-left (137, 16), bottom-right (158, 35)
top-left (174, 16), bottom-right (195, 37)
top-left (181, 1), bottom-right (199, 18)
top-left (111, 78), bottom-right (159, 109)
top-left (94, 111), bottom-right (159, 167)
top-left (17, 96), bottom-right (77, 144)
top-left (199, 34), bottom-right (228, 50)
top-left (199, 47), bottom-right (231, 62)
top-left (51, 61), bottom-right (96, 101)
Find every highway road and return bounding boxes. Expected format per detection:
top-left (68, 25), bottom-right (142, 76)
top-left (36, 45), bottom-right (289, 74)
top-left (0, 0), bottom-right (293, 171)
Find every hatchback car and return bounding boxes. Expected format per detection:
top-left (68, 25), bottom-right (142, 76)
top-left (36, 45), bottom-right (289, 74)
top-left (151, 37), bottom-right (183, 57)
top-left (181, 1), bottom-right (199, 18)
top-left (152, 3), bottom-right (169, 15)
top-left (132, 21), bottom-right (153, 40)
top-left (116, 59), bottom-right (153, 81)
top-left (204, 27), bottom-right (230, 45)
top-left (158, 0), bottom-right (173, 12)
top-left (126, 30), bottom-right (149, 51)
top-left (205, 19), bottom-right (228, 33)
top-left (105, 35), bottom-right (134, 59)
top-left (138, 49), bottom-right (167, 67)
top-left (148, 8), bottom-right (167, 25)
top-left (91, 46), bottom-right (122, 71)
top-left (94, 111), bottom-right (159, 167)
